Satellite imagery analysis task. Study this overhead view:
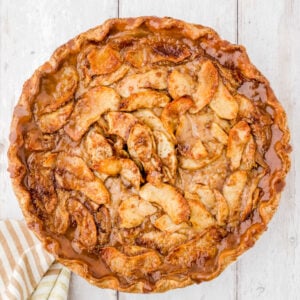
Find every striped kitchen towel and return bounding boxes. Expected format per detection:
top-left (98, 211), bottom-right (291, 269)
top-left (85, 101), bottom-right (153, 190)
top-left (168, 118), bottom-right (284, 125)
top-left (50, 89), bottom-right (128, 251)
top-left (0, 220), bottom-right (71, 300)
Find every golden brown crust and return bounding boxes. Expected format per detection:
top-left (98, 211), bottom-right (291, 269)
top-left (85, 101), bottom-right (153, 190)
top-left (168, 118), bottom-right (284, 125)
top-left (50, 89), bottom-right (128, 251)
top-left (8, 17), bottom-right (291, 293)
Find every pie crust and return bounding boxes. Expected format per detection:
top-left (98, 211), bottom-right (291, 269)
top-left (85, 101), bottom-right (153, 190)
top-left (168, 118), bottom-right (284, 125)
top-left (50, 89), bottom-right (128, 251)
top-left (8, 17), bottom-right (291, 293)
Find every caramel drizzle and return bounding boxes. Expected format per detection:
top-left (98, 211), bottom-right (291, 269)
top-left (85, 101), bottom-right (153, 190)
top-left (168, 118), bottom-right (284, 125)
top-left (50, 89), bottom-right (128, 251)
top-left (11, 24), bottom-right (286, 289)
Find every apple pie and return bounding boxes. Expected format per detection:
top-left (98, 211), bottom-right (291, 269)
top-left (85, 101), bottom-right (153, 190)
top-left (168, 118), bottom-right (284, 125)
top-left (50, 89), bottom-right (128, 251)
top-left (8, 17), bottom-right (291, 293)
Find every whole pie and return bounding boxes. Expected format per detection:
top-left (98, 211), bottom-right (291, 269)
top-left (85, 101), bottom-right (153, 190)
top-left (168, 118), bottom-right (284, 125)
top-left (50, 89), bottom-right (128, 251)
top-left (8, 17), bottom-right (291, 293)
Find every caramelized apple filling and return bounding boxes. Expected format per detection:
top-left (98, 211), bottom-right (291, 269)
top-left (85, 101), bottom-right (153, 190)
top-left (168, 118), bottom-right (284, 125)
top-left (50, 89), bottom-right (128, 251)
top-left (9, 17), bottom-right (290, 293)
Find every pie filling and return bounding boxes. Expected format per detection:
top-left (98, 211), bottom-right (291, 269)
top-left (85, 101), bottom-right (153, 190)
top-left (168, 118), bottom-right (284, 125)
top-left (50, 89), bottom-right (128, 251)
top-left (8, 18), bottom-right (290, 292)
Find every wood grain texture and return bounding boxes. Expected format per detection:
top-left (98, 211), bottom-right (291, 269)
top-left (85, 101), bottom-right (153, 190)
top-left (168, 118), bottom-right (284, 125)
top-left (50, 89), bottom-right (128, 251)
top-left (237, 0), bottom-right (300, 299)
top-left (119, 0), bottom-right (238, 42)
top-left (0, 1), bottom-right (118, 300)
top-left (0, 0), bottom-right (299, 299)
top-left (118, 1), bottom-right (237, 298)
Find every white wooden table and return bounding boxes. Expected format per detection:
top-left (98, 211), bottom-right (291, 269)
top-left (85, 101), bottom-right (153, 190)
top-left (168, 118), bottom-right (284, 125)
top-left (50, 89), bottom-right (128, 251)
top-left (0, 1), bottom-right (299, 299)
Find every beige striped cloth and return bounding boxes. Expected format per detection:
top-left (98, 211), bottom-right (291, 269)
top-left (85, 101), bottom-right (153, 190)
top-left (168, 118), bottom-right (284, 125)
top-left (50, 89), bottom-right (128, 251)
top-left (0, 220), bottom-right (71, 300)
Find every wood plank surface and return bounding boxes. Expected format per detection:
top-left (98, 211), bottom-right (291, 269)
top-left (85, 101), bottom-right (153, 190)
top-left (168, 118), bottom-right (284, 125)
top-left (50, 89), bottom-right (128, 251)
top-left (0, 0), bottom-right (299, 299)
top-left (119, 0), bottom-right (238, 42)
top-left (237, 0), bottom-right (300, 299)
top-left (118, 1), bottom-right (237, 299)
top-left (0, 1), bottom-right (118, 300)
